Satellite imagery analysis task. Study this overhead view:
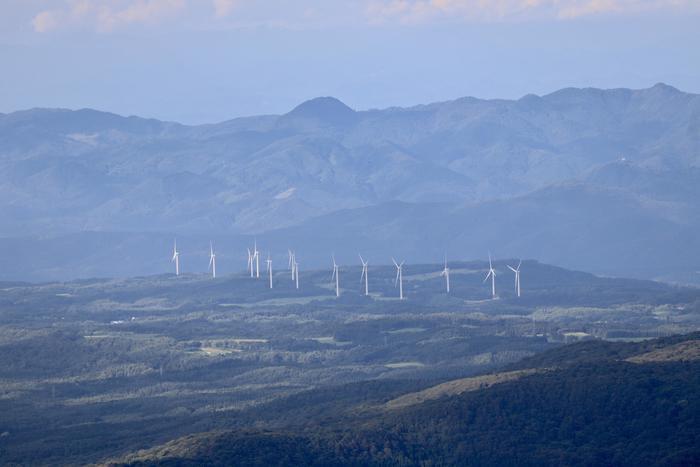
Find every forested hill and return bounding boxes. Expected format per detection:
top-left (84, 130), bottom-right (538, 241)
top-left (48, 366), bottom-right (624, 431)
top-left (112, 333), bottom-right (700, 466)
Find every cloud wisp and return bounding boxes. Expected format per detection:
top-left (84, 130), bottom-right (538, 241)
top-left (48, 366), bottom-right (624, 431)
top-left (29, 0), bottom-right (700, 33)
top-left (32, 0), bottom-right (187, 33)
top-left (365, 0), bottom-right (700, 24)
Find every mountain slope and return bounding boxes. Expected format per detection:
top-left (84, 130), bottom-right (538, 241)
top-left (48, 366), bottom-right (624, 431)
top-left (109, 333), bottom-right (700, 466)
top-left (1, 84), bottom-right (699, 281)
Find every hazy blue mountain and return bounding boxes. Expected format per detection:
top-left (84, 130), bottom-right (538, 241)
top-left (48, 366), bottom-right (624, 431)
top-left (0, 84), bottom-right (698, 282)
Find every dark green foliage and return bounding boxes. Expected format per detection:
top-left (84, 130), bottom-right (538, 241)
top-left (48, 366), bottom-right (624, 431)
top-left (376, 361), bottom-right (700, 466)
top-left (110, 337), bottom-right (700, 467)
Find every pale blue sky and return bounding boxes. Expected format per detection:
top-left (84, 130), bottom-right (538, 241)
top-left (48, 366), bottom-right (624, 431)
top-left (1, 0), bottom-right (699, 123)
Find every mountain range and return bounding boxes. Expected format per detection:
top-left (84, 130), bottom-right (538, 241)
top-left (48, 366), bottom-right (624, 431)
top-left (1, 83), bottom-right (698, 282)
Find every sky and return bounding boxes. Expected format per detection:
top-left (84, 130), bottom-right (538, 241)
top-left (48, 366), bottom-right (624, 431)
top-left (1, 0), bottom-right (699, 124)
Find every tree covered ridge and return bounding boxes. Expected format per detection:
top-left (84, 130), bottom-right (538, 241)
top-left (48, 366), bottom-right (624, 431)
top-left (112, 334), bottom-right (700, 466)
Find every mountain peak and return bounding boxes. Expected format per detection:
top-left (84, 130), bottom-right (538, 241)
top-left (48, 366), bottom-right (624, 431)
top-left (651, 82), bottom-right (680, 92)
top-left (283, 96), bottom-right (357, 126)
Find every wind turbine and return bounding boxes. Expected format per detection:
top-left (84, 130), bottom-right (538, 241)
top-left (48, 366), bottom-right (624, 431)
top-left (331, 256), bottom-right (340, 297)
top-left (392, 258), bottom-right (405, 300)
top-left (171, 240), bottom-right (180, 276)
top-left (441, 255), bottom-right (450, 293)
top-left (208, 242), bottom-right (216, 279)
top-left (483, 252), bottom-right (497, 299)
top-left (359, 254), bottom-right (369, 296)
top-left (246, 248), bottom-right (254, 278)
top-left (266, 254), bottom-right (273, 289)
top-left (294, 260), bottom-right (299, 289)
top-left (253, 239), bottom-right (260, 278)
top-left (507, 260), bottom-right (522, 297)
top-left (288, 249), bottom-right (296, 281)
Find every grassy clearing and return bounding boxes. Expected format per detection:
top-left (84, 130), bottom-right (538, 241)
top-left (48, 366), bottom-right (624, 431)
top-left (386, 327), bottom-right (426, 334)
top-left (308, 337), bottom-right (352, 346)
top-left (385, 362), bottom-right (425, 369)
top-left (385, 369), bottom-right (540, 409)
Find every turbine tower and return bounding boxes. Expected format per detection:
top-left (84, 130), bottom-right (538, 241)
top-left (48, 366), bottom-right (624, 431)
top-left (331, 256), bottom-right (340, 297)
top-left (266, 254), bottom-right (273, 289)
top-left (253, 239), bottom-right (260, 278)
top-left (359, 254), bottom-right (369, 296)
top-left (246, 248), bottom-right (254, 278)
top-left (294, 260), bottom-right (299, 289)
top-left (507, 259), bottom-right (522, 297)
top-left (171, 239), bottom-right (180, 276)
top-left (288, 249), bottom-right (296, 281)
top-left (392, 258), bottom-right (405, 300)
top-left (441, 255), bottom-right (450, 293)
top-left (483, 252), bottom-right (497, 298)
top-left (208, 242), bottom-right (216, 279)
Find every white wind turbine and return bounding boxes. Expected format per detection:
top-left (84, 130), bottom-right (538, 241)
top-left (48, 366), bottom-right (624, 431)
top-left (359, 254), bottom-right (369, 296)
top-left (483, 252), bottom-right (497, 299)
top-left (441, 255), bottom-right (450, 293)
top-left (288, 249), bottom-right (296, 281)
top-left (266, 254), bottom-right (273, 289)
top-left (246, 248), bottom-right (254, 278)
top-left (294, 260), bottom-right (300, 289)
top-left (507, 260), bottom-right (522, 297)
top-left (331, 256), bottom-right (340, 297)
top-left (208, 242), bottom-right (216, 279)
top-left (253, 239), bottom-right (260, 278)
top-left (392, 258), bottom-right (405, 300)
top-left (171, 239), bottom-right (180, 276)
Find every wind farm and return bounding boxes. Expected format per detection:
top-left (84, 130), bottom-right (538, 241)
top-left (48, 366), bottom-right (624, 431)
top-left (165, 239), bottom-right (527, 301)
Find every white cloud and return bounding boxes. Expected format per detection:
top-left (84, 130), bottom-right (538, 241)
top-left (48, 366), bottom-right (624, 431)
top-left (32, 10), bottom-right (60, 33)
top-left (212, 0), bottom-right (238, 18)
top-left (365, 0), bottom-right (700, 23)
top-left (32, 0), bottom-right (186, 33)
top-left (29, 0), bottom-right (700, 33)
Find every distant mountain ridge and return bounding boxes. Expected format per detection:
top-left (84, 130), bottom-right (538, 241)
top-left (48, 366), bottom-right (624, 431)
top-left (0, 84), bottom-right (698, 282)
